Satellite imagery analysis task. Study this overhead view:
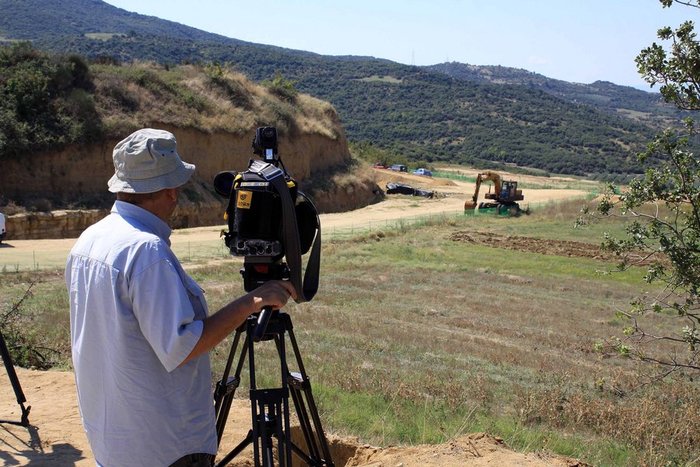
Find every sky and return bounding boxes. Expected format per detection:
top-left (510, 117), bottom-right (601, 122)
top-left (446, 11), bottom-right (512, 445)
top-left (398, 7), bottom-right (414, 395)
top-left (102, 0), bottom-right (696, 90)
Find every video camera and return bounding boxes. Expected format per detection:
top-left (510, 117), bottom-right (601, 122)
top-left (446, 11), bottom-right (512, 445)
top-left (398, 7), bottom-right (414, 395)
top-left (214, 127), bottom-right (321, 338)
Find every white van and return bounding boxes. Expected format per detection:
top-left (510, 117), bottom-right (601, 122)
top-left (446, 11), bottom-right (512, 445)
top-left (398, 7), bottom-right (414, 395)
top-left (0, 212), bottom-right (5, 244)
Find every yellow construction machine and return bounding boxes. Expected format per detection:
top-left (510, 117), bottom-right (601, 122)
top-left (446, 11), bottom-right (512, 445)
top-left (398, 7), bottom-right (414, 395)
top-left (464, 171), bottom-right (525, 215)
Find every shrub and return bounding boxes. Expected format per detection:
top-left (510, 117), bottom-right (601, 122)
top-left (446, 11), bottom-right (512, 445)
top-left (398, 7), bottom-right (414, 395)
top-left (0, 282), bottom-right (58, 370)
top-left (205, 63), bottom-right (253, 109)
top-left (0, 42), bottom-right (103, 159)
top-left (263, 72), bottom-right (298, 102)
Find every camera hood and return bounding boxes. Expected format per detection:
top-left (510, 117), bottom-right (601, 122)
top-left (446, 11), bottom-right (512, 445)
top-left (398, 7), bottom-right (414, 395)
top-left (213, 170), bottom-right (237, 197)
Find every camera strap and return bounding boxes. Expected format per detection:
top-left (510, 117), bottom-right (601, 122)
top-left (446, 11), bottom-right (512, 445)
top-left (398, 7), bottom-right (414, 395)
top-left (252, 162), bottom-right (320, 303)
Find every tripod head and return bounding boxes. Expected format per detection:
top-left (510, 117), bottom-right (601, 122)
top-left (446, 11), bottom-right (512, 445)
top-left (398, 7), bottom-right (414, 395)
top-left (240, 258), bottom-right (289, 293)
top-left (240, 258), bottom-right (290, 342)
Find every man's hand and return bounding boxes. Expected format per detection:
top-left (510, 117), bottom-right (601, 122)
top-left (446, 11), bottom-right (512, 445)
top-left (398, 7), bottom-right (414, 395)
top-left (250, 280), bottom-right (297, 310)
top-left (179, 280), bottom-right (298, 367)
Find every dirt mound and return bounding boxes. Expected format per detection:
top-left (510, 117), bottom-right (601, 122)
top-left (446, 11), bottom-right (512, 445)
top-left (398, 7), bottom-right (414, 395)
top-left (0, 368), bottom-right (584, 466)
top-left (342, 432), bottom-right (585, 466)
top-left (450, 230), bottom-right (610, 261)
top-left (450, 230), bottom-right (666, 267)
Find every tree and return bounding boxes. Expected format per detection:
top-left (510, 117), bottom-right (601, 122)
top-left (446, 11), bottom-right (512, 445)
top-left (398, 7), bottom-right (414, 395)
top-left (0, 42), bottom-right (101, 159)
top-left (592, 0), bottom-right (700, 377)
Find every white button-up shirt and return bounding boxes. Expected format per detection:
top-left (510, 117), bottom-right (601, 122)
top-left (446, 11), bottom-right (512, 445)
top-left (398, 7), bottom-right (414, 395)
top-left (66, 201), bottom-right (217, 466)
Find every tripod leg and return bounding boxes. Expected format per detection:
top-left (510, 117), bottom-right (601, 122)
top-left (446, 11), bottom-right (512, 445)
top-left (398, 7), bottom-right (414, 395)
top-left (215, 329), bottom-right (243, 415)
top-left (0, 330), bottom-right (30, 427)
top-left (215, 329), bottom-right (248, 443)
top-left (251, 388), bottom-right (289, 467)
top-left (286, 326), bottom-right (334, 466)
top-left (288, 374), bottom-right (321, 461)
top-left (272, 335), bottom-right (294, 467)
top-left (215, 430), bottom-right (254, 467)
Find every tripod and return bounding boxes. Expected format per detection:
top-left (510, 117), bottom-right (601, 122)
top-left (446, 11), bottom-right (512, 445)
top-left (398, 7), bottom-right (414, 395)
top-left (0, 328), bottom-right (30, 427)
top-left (213, 310), bottom-right (334, 467)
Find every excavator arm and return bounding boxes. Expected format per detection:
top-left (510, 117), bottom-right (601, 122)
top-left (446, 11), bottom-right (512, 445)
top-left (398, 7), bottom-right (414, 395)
top-left (464, 171), bottom-right (502, 211)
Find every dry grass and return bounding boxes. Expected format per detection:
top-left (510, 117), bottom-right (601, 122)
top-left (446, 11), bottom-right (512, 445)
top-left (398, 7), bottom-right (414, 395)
top-left (89, 62), bottom-right (340, 138)
top-left (518, 381), bottom-right (700, 465)
top-left (2, 204), bottom-right (698, 465)
top-left (261, 213), bottom-right (698, 465)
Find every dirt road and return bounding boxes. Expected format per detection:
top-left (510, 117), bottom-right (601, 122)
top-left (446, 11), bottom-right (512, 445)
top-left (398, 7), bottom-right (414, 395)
top-left (0, 171), bottom-right (590, 270)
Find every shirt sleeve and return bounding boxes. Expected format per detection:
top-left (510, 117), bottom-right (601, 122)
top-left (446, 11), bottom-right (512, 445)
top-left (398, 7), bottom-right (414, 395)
top-left (129, 257), bottom-right (204, 372)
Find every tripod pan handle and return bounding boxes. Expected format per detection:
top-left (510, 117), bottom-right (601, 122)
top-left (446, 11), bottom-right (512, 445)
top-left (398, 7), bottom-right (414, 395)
top-left (252, 306), bottom-right (274, 342)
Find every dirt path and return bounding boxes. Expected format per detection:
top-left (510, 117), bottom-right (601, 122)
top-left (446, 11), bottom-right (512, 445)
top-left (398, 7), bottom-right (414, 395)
top-left (0, 171), bottom-right (589, 270)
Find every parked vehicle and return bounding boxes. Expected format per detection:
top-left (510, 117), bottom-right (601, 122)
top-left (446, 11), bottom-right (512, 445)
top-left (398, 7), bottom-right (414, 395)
top-left (385, 182), bottom-right (434, 198)
top-left (373, 162), bottom-right (387, 169)
top-left (389, 164), bottom-right (407, 172)
top-left (413, 168), bottom-right (432, 177)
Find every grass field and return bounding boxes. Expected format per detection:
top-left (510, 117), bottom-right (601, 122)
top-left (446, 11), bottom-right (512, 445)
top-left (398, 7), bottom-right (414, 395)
top-left (2, 198), bottom-right (698, 466)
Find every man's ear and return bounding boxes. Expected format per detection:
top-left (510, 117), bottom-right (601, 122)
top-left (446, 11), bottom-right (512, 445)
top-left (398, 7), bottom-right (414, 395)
top-left (165, 188), bottom-right (179, 202)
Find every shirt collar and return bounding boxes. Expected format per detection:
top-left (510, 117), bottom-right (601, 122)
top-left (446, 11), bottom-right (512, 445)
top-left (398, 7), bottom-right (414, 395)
top-left (111, 200), bottom-right (172, 245)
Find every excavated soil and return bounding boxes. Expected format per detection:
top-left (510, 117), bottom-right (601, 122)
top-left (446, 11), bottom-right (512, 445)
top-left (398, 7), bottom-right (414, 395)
top-left (450, 230), bottom-right (664, 267)
top-left (0, 369), bottom-right (585, 466)
top-left (450, 231), bottom-right (609, 260)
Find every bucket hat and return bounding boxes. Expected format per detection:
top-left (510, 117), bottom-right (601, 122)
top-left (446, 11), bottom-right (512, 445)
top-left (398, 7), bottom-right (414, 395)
top-left (108, 128), bottom-right (195, 193)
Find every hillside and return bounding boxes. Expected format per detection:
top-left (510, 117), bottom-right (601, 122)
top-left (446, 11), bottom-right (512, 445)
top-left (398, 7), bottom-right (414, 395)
top-left (0, 0), bottom-right (670, 177)
top-left (0, 45), bottom-right (386, 224)
top-left (426, 62), bottom-right (684, 128)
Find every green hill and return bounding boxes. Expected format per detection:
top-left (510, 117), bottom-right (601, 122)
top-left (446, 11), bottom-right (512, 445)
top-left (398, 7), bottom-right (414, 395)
top-left (426, 62), bottom-right (680, 125)
top-left (0, 0), bottom-right (674, 177)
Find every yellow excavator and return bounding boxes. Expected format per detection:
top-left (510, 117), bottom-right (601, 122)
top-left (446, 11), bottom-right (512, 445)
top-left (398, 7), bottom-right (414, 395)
top-left (464, 171), bottom-right (525, 215)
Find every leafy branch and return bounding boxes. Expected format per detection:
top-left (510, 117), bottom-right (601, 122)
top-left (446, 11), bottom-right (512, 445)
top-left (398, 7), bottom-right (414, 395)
top-left (588, 1), bottom-right (700, 378)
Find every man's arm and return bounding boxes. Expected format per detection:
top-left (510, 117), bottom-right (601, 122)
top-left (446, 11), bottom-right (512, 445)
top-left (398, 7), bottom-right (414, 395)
top-left (179, 280), bottom-right (296, 366)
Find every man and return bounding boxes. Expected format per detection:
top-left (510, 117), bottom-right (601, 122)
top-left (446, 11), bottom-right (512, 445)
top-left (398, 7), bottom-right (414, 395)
top-left (66, 128), bottom-right (296, 466)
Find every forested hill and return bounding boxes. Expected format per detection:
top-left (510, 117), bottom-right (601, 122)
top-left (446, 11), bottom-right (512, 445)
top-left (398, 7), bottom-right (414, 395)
top-left (426, 63), bottom-right (678, 126)
top-left (0, 0), bottom-right (675, 177)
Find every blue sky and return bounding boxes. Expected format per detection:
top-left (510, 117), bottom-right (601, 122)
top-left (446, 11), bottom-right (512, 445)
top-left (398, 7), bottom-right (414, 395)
top-left (103, 0), bottom-right (694, 90)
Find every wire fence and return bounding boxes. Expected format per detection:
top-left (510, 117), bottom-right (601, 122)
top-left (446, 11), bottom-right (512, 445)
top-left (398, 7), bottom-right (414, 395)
top-left (0, 197), bottom-right (592, 272)
top-left (323, 211), bottom-right (465, 241)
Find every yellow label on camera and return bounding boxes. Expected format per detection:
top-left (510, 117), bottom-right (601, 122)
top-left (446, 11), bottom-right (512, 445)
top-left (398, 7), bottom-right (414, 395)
top-left (236, 190), bottom-right (253, 209)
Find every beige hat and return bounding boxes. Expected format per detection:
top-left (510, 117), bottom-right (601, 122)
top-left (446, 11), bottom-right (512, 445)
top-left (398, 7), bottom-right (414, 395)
top-left (108, 128), bottom-right (195, 193)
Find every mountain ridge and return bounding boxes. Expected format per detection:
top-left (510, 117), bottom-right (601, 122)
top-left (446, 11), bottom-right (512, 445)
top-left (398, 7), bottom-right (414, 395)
top-left (426, 62), bottom-right (673, 124)
top-left (0, 0), bottom-right (676, 177)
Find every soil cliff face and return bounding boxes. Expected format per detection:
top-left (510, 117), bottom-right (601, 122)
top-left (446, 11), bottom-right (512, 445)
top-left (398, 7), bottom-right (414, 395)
top-left (2, 126), bottom-right (384, 239)
top-left (1, 125), bottom-right (349, 201)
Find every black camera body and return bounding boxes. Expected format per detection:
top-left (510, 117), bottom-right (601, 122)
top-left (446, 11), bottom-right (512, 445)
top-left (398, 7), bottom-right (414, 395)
top-left (214, 127), bottom-right (320, 304)
top-left (223, 159), bottom-right (292, 259)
